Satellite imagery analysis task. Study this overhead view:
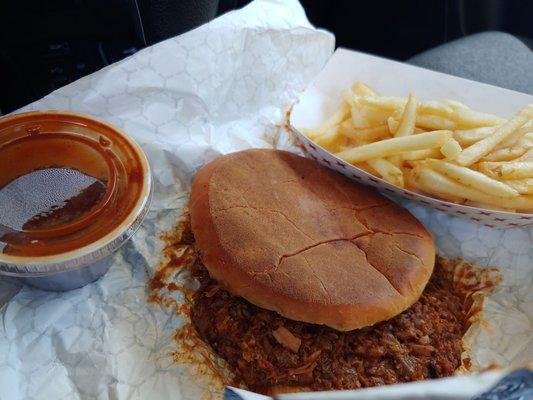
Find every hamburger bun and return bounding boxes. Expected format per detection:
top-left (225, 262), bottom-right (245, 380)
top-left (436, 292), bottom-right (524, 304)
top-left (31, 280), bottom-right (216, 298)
top-left (190, 149), bottom-right (435, 331)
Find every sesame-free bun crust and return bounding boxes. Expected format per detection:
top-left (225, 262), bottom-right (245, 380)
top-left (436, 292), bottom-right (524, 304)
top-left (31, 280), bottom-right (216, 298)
top-left (190, 149), bottom-right (435, 331)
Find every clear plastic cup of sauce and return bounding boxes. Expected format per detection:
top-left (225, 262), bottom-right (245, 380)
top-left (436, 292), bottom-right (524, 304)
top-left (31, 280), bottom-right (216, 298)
top-left (0, 111), bottom-right (152, 291)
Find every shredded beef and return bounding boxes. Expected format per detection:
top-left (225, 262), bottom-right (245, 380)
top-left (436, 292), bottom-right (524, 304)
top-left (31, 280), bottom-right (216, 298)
top-left (190, 261), bottom-right (467, 394)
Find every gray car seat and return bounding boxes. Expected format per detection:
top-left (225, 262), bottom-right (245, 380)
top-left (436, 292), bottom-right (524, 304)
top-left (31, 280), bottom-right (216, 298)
top-left (408, 31), bottom-right (533, 95)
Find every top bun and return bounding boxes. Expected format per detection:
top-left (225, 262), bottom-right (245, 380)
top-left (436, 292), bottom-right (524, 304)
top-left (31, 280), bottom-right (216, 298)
top-left (190, 149), bottom-right (435, 331)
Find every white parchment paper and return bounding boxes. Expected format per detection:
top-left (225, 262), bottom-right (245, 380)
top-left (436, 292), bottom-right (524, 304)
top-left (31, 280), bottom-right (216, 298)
top-left (0, 1), bottom-right (531, 399)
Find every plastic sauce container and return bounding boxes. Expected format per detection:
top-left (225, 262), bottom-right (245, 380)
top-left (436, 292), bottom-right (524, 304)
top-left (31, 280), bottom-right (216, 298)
top-left (0, 111), bottom-right (152, 291)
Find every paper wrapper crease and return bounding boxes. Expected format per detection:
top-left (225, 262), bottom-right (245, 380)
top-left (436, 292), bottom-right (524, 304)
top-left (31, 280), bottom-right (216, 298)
top-left (0, 1), bottom-right (531, 399)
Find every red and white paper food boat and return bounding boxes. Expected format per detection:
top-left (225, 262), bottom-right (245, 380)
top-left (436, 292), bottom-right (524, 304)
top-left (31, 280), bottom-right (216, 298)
top-left (290, 48), bottom-right (533, 229)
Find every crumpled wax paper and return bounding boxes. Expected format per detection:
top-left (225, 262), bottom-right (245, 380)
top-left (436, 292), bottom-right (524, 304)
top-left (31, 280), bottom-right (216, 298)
top-left (0, 0), bottom-right (532, 399)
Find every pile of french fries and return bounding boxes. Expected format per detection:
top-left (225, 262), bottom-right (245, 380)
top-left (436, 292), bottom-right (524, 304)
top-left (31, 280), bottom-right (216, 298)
top-left (302, 82), bottom-right (533, 212)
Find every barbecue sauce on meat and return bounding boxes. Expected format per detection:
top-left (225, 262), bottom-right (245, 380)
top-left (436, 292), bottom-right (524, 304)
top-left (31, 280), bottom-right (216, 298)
top-left (150, 221), bottom-right (501, 395)
top-left (190, 262), bottom-right (466, 393)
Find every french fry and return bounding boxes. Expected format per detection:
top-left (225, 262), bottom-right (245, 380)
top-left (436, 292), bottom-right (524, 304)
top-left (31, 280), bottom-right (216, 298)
top-left (314, 126), bottom-right (341, 148)
top-left (420, 101), bottom-right (502, 128)
top-left (360, 96), bottom-right (499, 128)
top-left (416, 114), bottom-right (457, 130)
top-left (355, 162), bottom-right (380, 176)
top-left (337, 119), bottom-right (354, 133)
top-left (395, 93), bottom-right (418, 137)
top-left (502, 178), bottom-right (533, 194)
top-left (402, 159), bottom-right (419, 169)
top-left (493, 162), bottom-right (533, 179)
top-left (453, 127), bottom-right (497, 147)
top-left (352, 81), bottom-right (377, 97)
top-left (341, 90), bottom-right (356, 107)
top-left (456, 105), bottom-right (533, 166)
top-left (401, 148), bottom-right (442, 161)
top-left (405, 168), bottom-right (465, 203)
top-left (440, 137), bottom-right (462, 160)
top-left (449, 108), bottom-right (506, 129)
top-left (519, 132), bottom-right (533, 147)
top-left (330, 136), bottom-right (356, 153)
top-left (418, 101), bottom-right (453, 118)
top-left (361, 107), bottom-right (390, 125)
top-left (367, 158), bottom-right (404, 187)
top-left (392, 108), bottom-right (403, 120)
top-left (412, 165), bottom-right (533, 209)
top-left (359, 96), bottom-right (405, 112)
top-left (338, 124), bottom-right (390, 143)
top-left (388, 117), bottom-right (425, 135)
top-left (336, 140), bottom-right (360, 153)
top-left (517, 148), bottom-right (533, 161)
top-left (335, 130), bottom-right (452, 163)
top-left (412, 164), bottom-right (491, 204)
top-left (496, 122), bottom-right (533, 149)
top-left (387, 117), bottom-right (399, 134)
top-left (387, 155), bottom-right (403, 167)
top-left (360, 95), bottom-right (505, 128)
top-left (424, 159), bottom-right (519, 198)
top-left (444, 99), bottom-right (470, 110)
top-left (350, 100), bottom-right (373, 128)
top-left (483, 146), bottom-right (530, 162)
top-left (478, 159), bottom-right (533, 177)
top-left (502, 195), bottom-right (533, 211)
top-left (476, 161), bottom-right (504, 178)
top-left (316, 102), bottom-right (350, 134)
